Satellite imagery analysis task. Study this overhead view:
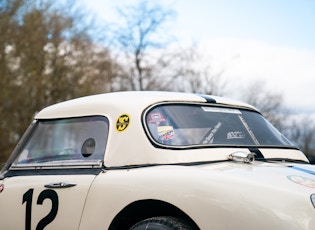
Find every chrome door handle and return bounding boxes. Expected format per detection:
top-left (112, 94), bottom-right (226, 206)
top-left (44, 182), bottom-right (77, 188)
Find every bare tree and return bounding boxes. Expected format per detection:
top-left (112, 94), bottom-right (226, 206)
top-left (240, 80), bottom-right (285, 130)
top-left (171, 44), bottom-right (226, 95)
top-left (284, 116), bottom-right (315, 162)
top-left (112, 1), bottom-right (175, 91)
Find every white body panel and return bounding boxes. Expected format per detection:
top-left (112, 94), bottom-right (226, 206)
top-left (79, 161), bottom-right (315, 229)
top-left (0, 174), bottom-right (95, 229)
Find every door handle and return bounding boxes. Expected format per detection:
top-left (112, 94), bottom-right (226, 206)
top-left (44, 182), bottom-right (77, 188)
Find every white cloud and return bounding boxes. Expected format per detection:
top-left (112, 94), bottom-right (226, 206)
top-left (198, 38), bottom-right (315, 114)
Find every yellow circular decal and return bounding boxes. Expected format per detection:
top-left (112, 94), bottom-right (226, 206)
top-left (116, 114), bottom-right (130, 132)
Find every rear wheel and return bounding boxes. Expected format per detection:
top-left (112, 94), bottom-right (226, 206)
top-left (130, 216), bottom-right (195, 230)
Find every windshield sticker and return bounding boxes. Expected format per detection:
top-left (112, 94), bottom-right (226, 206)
top-left (238, 115), bottom-right (260, 145)
top-left (116, 114), bottom-right (130, 132)
top-left (287, 175), bottom-right (315, 188)
top-left (147, 112), bottom-right (166, 125)
top-left (202, 107), bottom-right (241, 114)
top-left (227, 131), bottom-right (245, 139)
top-left (158, 126), bottom-right (174, 141)
top-left (202, 122), bottom-right (222, 144)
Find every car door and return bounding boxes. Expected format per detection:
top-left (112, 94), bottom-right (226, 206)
top-left (0, 116), bottom-right (109, 230)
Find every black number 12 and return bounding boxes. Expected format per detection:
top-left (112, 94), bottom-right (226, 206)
top-left (23, 189), bottom-right (59, 230)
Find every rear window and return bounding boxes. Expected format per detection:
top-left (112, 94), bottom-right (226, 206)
top-left (144, 104), bottom-right (294, 148)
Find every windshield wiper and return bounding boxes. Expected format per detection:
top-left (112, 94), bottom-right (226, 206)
top-left (256, 158), bottom-right (309, 164)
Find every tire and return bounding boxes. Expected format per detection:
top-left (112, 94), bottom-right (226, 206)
top-left (129, 216), bottom-right (195, 230)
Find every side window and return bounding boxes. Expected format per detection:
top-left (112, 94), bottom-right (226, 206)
top-left (13, 116), bottom-right (109, 167)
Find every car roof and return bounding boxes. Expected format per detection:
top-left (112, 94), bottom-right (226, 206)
top-left (35, 91), bottom-right (256, 119)
top-left (32, 91), bottom-right (302, 167)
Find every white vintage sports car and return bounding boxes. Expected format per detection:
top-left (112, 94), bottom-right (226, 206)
top-left (1, 91), bottom-right (315, 230)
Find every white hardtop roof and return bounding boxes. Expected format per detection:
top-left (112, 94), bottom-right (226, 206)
top-left (32, 91), bottom-right (303, 168)
top-left (35, 91), bottom-right (256, 119)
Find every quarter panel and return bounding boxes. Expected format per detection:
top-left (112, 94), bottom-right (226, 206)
top-left (79, 164), bottom-right (315, 230)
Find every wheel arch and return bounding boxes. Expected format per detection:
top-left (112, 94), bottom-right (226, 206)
top-left (108, 199), bottom-right (199, 230)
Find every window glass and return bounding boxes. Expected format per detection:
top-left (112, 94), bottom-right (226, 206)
top-left (13, 116), bottom-right (109, 167)
top-left (145, 104), bottom-right (294, 147)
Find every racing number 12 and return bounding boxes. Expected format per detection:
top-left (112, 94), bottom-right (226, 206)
top-left (23, 189), bottom-right (59, 230)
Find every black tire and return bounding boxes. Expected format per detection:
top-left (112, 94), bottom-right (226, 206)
top-left (130, 216), bottom-right (195, 230)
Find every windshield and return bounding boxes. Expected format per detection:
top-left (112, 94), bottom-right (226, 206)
top-left (145, 104), bottom-right (295, 148)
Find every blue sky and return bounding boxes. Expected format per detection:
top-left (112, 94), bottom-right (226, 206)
top-left (173, 0), bottom-right (315, 50)
top-left (80, 0), bottom-right (315, 116)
